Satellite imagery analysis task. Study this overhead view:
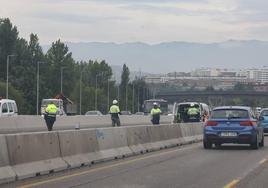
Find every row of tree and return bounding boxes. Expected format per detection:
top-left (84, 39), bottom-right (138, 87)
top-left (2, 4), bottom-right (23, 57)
top-left (0, 18), bottom-right (149, 114)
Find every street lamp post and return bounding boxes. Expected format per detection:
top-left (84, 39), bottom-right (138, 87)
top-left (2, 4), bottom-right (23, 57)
top-left (95, 73), bottom-right (102, 110)
top-left (36, 61), bottom-right (46, 115)
top-left (80, 73), bottom-right (82, 115)
top-left (6, 55), bottom-right (16, 99)
top-left (125, 84), bottom-right (128, 111)
top-left (117, 84), bottom-right (120, 101)
top-left (60, 67), bottom-right (66, 94)
top-left (79, 68), bottom-right (87, 115)
top-left (132, 83), bottom-right (135, 114)
top-left (107, 79), bottom-right (110, 112)
top-left (137, 87), bottom-right (140, 112)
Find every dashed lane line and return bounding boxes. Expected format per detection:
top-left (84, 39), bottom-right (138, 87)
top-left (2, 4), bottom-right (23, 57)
top-left (259, 158), bottom-right (267, 165)
top-left (223, 179), bottom-right (240, 188)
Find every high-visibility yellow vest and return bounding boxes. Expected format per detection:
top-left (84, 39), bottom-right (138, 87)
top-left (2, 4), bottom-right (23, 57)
top-left (46, 104), bottom-right (58, 114)
top-left (110, 105), bottom-right (120, 113)
top-left (150, 108), bottom-right (161, 115)
top-left (187, 107), bottom-right (199, 115)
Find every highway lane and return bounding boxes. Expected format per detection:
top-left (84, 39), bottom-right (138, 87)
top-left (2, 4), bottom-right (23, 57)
top-left (236, 155), bottom-right (268, 188)
top-left (7, 138), bottom-right (268, 188)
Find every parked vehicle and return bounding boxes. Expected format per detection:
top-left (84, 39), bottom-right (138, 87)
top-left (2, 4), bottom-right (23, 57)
top-left (41, 94), bottom-right (77, 116)
top-left (41, 99), bottom-right (65, 116)
top-left (121, 111), bottom-right (132, 115)
top-left (203, 106), bottom-right (264, 149)
top-left (259, 108), bottom-right (268, 133)
top-left (172, 102), bottom-right (210, 123)
top-left (135, 112), bottom-right (144, 115)
top-left (144, 99), bottom-right (168, 115)
top-left (0, 99), bottom-right (18, 117)
top-left (85, 110), bottom-right (103, 116)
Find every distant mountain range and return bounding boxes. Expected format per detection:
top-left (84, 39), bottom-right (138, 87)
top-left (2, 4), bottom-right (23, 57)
top-left (42, 40), bottom-right (268, 73)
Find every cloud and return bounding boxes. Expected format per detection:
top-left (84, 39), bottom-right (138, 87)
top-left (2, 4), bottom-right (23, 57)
top-left (1, 0), bottom-right (268, 44)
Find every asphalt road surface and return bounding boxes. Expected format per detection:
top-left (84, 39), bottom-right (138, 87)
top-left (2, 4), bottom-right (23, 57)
top-left (5, 138), bottom-right (268, 188)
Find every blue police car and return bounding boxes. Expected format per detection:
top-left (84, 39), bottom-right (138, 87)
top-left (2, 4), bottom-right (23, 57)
top-left (203, 106), bottom-right (264, 149)
top-left (259, 108), bottom-right (268, 133)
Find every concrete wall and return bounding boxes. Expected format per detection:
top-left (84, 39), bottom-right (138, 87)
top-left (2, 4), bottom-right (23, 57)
top-left (0, 122), bottom-right (203, 184)
top-left (5, 132), bottom-right (68, 180)
top-left (0, 135), bottom-right (16, 184)
top-left (0, 115), bottom-right (173, 134)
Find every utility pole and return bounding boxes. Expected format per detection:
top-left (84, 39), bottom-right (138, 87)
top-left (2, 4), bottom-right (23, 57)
top-left (36, 61), bottom-right (46, 115)
top-left (6, 55), bottom-right (16, 99)
top-left (60, 67), bottom-right (66, 94)
top-left (132, 83), bottom-right (135, 113)
top-left (125, 84), bottom-right (128, 111)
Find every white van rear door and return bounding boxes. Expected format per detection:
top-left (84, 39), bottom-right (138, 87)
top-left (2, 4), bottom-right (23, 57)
top-left (1, 102), bottom-right (9, 117)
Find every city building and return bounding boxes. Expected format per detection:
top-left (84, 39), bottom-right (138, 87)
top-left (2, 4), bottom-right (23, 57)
top-left (144, 67), bottom-right (266, 90)
top-left (247, 68), bottom-right (268, 83)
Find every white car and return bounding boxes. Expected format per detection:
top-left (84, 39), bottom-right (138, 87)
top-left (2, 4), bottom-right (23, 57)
top-left (0, 99), bottom-right (18, 117)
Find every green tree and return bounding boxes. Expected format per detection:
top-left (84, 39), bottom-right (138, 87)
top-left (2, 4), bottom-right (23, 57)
top-left (0, 81), bottom-right (24, 112)
top-left (70, 60), bottom-right (114, 114)
top-left (9, 34), bottom-right (45, 114)
top-left (0, 18), bottom-right (18, 82)
top-left (45, 39), bottom-right (76, 97)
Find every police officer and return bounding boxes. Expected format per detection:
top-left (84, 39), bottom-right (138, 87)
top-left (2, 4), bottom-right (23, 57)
top-left (187, 103), bottom-right (200, 121)
top-left (150, 102), bottom-right (161, 125)
top-left (44, 101), bottom-right (58, 131)
top-left (109, 99), bottom-right (121, 127)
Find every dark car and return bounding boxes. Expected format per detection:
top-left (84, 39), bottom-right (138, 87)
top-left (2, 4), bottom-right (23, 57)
top-left (259, 108), bottom-right (268, 133)
top-left (203, 106), bottom-right (264, 149)
top-left (121, 111), bottom-right (132, 115)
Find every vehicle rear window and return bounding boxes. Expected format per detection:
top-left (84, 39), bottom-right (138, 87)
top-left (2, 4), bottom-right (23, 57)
top-left (8, 102), bottom-right (13, 112)
top-left (211, 109), bottom-right (249, 119)
top-left (178, 104), bottom-right (199, 112)
top-left (2, 103), bottom-right (8, 113)
top-left (261, 110), bottom-right (268, 116)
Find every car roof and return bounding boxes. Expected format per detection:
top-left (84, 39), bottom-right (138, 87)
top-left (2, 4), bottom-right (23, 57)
top-left (0, 99), bottom-right (16, 103)
top-left (145, 99), bottom-right (167, 102)
top-left (213, 106), bottom-right (251, 111)
top-left (260, 108), bottom-right (268, 111)
top-left (177, 102), bottom-right (199, 105)
top-left (86, 110), bottom-right (100, 113)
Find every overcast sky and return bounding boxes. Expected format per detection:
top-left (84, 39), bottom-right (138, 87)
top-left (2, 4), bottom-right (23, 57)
top-left (1, 0), bottom-right (268, 45)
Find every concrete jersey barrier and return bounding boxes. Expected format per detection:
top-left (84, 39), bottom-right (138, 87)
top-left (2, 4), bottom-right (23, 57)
top-left (0, 115), bottom-right (173, 134)
top-left (58, 129), bottom-right (100, 168)
top-left (5, 132), bottom-right (68, 180)
top-left (0, 135), bottom-right (16, 184)
top-left (0, 122), bottom-right (203, 184)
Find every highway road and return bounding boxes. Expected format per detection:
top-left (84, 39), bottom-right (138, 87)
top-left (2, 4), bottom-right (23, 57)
top-left (6, 138), bottom-right (268, 188)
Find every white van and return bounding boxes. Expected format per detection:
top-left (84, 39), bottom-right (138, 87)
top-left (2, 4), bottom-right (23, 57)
top-left (0, 99), bottom-right (18, 117)
top-left (172, 102), bottom-right (210, 123)
top-left (41, 99), bottom-right (65, 116)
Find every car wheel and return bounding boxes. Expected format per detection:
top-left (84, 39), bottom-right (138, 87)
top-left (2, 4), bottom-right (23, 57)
top-left (203, 140), bottom-right (212, 149)
top-left (259, 134), bottom-right (264, 147)
top-left (215, 143), bottom-right (221, 148)
top-left (251, 136), bottom-right (259, 150)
